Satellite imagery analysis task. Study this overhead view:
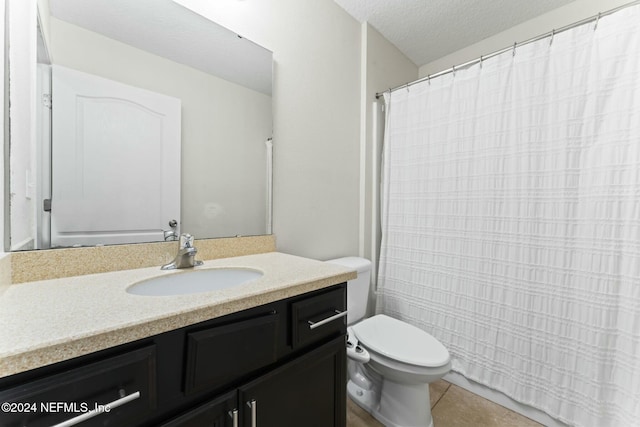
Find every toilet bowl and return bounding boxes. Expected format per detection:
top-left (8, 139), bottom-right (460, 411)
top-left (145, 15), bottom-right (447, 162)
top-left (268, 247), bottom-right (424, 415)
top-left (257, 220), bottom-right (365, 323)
top-left (348, 314), bottom-right (451, 427)
top-left (326, 257), bottom-right (451, 427)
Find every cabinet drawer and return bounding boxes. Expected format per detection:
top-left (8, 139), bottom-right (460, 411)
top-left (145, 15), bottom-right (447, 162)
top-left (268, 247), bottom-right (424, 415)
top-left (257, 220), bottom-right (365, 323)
top-left (291, 285), bottom-right (346, 349)
top-left (184, 311), bottom-right (279, 395)
top-left (0, 345), bottom-right (156, 427)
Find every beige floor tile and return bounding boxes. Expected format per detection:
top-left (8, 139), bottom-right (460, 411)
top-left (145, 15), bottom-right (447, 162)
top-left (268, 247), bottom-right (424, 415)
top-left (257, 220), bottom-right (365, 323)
top-left (347, 397), bottom-right (383, 427)
top-left (430, 379), bottom-right (452, 408)
top-left (431, 384), bottom-right (542, 427)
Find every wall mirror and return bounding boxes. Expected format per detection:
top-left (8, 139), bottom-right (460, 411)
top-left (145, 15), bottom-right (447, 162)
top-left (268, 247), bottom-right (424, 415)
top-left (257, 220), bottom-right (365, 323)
top-left (7, 0), bottom-right (273, 251)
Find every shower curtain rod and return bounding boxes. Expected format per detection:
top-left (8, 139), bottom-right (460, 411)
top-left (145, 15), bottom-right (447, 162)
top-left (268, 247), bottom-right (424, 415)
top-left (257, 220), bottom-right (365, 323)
top-left (375, 0), bottom-right (640, 99)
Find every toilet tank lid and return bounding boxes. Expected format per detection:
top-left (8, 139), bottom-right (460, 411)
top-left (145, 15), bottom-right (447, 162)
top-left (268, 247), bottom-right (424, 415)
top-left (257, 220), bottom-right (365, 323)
top-left (325, 257), bottom-right (371, 273)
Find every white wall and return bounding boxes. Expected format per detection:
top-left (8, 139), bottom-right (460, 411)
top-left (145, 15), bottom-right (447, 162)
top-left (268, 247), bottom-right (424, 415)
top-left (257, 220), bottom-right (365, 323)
top-left (361, 23), bottom-right (417, 311)
top-left (174, 0), bottom-right (362, 260)
top-left (0, 0), bottom-right (4, 250)
top-left (8, 0), bottom-right (37, 250)
top-left (36, 0), bottom-right (51, 56)
top-left (46, 17), bottom-right (273, 240)
top-left (420, 0), bottom-right (634, 76)
top-left (0, 0), bottom-right (10, 292)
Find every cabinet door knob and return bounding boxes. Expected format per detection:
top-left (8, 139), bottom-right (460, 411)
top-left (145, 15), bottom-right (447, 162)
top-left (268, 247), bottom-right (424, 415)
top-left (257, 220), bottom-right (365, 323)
top-left (308, 310), bottom-right (348, 330)
top-left (246, 399), bottom-right (257, 427)
top-left (51, 391), bottom-right (141, 427)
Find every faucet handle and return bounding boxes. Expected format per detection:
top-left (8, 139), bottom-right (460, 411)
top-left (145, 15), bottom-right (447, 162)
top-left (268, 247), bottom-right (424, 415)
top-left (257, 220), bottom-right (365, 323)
top-left (179, 233), bottom-right (194, 249)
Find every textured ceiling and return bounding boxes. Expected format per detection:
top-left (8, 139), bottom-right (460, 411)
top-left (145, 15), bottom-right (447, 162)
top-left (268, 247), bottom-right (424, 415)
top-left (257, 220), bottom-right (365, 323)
top-left (48, 0), bottom-right (272, 95)
top-left (334, 0), bottom-right (577, 66)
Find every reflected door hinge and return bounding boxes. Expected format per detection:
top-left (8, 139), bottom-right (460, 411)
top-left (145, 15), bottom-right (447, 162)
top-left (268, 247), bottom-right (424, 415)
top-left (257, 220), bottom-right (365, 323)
top-left (43, 199), bottom-right (52, 212)
top-left (42, 94), bottom-right (52, 109)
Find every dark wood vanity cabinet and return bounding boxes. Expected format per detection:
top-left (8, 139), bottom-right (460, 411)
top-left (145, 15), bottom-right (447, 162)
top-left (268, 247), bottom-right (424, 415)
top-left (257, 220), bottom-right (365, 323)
top-left (0, 283), bottom-right (347, 427)
top-left (238, 337), bottom-right (345, 427)
top-left (0, 346), bottom-right (157, 427)
top-left (158, 390), bottom-right (236, 427)
top-left (161, 337), bottom-right (345, 427)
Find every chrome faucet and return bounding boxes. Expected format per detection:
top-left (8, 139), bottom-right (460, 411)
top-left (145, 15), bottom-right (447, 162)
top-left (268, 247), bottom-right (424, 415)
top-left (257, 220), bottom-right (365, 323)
top-left (161, 233), bottom-right (204, 270)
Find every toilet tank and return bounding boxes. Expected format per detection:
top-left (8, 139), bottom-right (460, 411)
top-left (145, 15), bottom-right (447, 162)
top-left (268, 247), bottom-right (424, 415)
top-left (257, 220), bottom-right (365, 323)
top-left (325, 257), bottom-right (371, 325)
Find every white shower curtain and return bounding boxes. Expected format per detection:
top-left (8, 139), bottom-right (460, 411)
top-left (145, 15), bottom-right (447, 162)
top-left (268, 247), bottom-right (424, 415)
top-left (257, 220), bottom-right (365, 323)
top-left (378, 5), bottom-right (640, 427)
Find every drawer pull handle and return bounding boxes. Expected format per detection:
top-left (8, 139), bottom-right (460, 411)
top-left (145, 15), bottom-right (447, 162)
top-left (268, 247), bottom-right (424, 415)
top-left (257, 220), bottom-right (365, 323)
top-left (247, 399), bottom-right (257, 427)
top-left (308, 310), bottom-right (348, 330)
top-left (51, 390), bottom-right (141, 427)
top-left (229, 408), bottom-right (239, 427)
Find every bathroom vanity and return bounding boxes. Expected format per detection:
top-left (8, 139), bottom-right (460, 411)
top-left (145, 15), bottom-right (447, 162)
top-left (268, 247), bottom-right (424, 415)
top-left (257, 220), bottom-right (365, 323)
top-left (0, 252), bottom-right (355, 427)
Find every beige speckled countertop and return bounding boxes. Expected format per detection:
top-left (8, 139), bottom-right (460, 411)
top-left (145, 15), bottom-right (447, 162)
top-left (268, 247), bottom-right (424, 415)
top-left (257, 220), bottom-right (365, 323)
top-left (0, 252), bottom-right (356, 379)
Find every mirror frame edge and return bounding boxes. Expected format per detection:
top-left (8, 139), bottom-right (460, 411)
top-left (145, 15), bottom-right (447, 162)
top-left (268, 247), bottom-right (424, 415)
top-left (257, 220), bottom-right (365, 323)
top-left (3, 0), bottom-right (10, 253)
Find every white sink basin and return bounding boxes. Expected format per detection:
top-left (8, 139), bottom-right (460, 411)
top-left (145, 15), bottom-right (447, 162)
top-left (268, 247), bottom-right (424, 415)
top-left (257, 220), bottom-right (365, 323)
top-left (127, 268), bottom-right (263, 296)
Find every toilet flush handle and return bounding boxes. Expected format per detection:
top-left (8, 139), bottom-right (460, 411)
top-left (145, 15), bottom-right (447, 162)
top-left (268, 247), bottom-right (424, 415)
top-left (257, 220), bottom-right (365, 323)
top-left (308, 310), bottom-right (348, 330)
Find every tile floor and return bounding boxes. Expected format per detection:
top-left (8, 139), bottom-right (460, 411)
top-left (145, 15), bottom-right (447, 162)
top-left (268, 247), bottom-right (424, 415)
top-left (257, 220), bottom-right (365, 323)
top-left (347, 380), bottom-right (542, 427)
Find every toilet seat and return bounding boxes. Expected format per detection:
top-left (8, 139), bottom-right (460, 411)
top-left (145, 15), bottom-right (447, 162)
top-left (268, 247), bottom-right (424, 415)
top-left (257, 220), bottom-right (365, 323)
top-left (352, 314), bottom-right (449, 368)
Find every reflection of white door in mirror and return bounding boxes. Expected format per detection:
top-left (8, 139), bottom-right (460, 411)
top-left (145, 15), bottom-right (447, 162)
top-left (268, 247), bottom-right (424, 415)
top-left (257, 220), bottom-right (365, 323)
top-left (51, 65), bottom-right (181, 248)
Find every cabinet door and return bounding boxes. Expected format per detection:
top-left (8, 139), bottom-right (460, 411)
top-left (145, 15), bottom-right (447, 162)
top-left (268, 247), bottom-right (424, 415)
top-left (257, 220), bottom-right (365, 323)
top-left (238, 336), bottom-right (346, 427)
top-left (159, 390), bottom-right (237, 427)
top-left (184, 311), bottom-right (280, 395)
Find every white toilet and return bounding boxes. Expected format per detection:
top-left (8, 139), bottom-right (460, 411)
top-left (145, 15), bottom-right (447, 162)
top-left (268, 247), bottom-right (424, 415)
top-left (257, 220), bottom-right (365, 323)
top-left (327, 257), bottom-right (451, 427)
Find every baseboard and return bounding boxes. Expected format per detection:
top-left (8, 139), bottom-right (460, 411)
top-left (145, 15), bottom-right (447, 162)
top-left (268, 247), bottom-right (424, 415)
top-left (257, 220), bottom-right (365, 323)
top-left (11, 238), bottom-right (34, 251)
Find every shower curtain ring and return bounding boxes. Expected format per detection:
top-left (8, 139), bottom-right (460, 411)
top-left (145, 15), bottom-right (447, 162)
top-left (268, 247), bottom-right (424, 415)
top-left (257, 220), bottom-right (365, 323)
top-left (452, 65), bottom-right (456, 76)
top-left (594, 12), bottom-right (601, 31)
top-left (427, 74), bottom-right (431, 85)
top-left (549, 29), bottom-right (555, 46)
top-left (480, 55), bottom-right (483, 69)
top-left (512, 42), bottom-right (517, 56)
top-left (406, 83), bottom-right (410, 92)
